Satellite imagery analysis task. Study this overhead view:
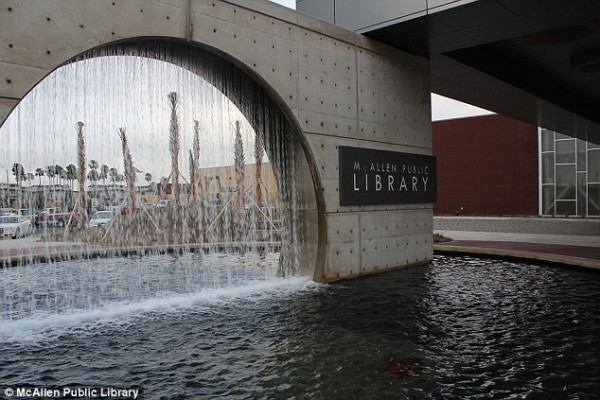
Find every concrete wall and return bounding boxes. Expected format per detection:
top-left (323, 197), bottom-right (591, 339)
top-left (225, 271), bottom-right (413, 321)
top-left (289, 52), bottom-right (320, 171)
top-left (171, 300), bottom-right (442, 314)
top-left (0, 0), bottom-right (433, 282)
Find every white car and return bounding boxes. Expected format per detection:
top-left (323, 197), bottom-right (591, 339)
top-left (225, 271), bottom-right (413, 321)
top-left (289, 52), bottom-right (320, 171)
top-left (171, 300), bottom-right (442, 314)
top-left (0, 215), bottom-right (32, 239)
top-left (89, 211), bottom-right (114, 228)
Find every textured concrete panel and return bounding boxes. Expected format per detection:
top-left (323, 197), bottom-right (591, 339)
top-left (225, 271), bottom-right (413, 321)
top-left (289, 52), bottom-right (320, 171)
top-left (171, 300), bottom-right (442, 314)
top-left (0, 0), bottom-right (187, 69)
top-left (303, 132), bottom-right (359, 180)
top-left (356, 50), bottom-right (382, 124)
top-left (324, 242), bottom-right (361, 281)
top-left (360, 210), bottom-right (408, 240)
top-left (325, 213), bottom-right (360, 244)
top-left (298, 110), bottom-right (358, 140)
top-left (0, 62), bottom-right (49, 101)
top-left (360, 236), bottom-right (409, 270)
top-left (190, 11), bottom-right (300, 111)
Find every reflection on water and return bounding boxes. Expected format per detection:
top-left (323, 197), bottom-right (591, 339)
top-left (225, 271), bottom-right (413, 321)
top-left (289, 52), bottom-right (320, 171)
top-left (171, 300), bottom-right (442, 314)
top-left (1, 255), bottom-right (599, 399)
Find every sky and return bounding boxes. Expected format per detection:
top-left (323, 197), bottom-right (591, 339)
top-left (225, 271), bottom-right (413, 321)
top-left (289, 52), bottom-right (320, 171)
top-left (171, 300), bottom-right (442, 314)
top-left (430, 94), bottom-right (493, 121)
top-left (270, 0), bottom-right (296, 8)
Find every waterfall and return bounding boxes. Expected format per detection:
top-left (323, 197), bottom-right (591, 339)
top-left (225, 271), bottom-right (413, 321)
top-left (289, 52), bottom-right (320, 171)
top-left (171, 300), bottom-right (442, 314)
top-left (0, 39), bottom-right (308, 277)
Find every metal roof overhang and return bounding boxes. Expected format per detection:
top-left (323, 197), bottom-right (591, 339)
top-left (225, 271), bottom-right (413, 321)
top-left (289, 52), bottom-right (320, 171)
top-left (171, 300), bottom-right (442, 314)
top-left (364, 0), bottom-right (600, 144)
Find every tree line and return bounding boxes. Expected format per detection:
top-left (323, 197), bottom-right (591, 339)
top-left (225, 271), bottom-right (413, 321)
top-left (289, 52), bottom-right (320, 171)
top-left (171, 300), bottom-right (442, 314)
top-left (9, 161), bottom-right (153, 189)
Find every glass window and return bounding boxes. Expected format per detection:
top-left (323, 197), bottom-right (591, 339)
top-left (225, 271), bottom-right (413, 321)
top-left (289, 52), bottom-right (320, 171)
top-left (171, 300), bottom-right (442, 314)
top-left (556, 140), bottom-right (575, 164)
top-left (589, 150), bottom-right (600, 183)
top-left (541, 129), bottom-right (554, 152)
top-left (577, 172), bottom-right (587, 216)
top-left (556, 164), bottom-right (576, 199)
top-left (589, 141), bottom-right (600, 150)
top-left (542, 185), bottom-right (555, 215)
top-left (588, 184), bottom-right (600, 216)
top-left (555, 132), bottom-right (571, 140)
top-left (577, 140), bottom-right (587, 172)
top-left (556, 200), bottom-right (576, 216)
top-left (542, 152), bottom-right (554, 184)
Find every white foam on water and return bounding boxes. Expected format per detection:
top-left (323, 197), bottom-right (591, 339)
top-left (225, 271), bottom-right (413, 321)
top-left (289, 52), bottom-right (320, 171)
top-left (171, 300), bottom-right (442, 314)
top-left (0, 276), bottom-right (319, 343)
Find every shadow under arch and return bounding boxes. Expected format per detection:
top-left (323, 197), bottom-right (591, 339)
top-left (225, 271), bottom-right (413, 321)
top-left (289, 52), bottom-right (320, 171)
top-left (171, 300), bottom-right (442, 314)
top-left (70, 37), bottom-right (325, 280)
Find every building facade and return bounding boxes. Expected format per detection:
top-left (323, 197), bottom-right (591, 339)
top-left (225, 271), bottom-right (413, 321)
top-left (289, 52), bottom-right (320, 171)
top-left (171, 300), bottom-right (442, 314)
top-left (433, 114), bottom-right (600, 217)
top-left (432, 114), bottom-right (538, 216)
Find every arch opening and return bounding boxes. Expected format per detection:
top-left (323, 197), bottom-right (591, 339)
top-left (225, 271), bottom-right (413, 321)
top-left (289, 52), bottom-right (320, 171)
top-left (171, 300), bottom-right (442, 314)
top-left (1, 38), bottom-right (322, 279)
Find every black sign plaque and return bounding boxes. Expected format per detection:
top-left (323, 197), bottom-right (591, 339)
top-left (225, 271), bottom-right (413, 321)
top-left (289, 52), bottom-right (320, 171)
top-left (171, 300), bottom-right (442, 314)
top-left (339, 146), bottom-right (437, 206)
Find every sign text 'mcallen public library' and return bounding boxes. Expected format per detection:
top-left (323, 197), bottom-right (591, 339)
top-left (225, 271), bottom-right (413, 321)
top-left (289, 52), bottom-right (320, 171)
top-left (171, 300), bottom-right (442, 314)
top-left (339, 146), bottom-right (437, 206)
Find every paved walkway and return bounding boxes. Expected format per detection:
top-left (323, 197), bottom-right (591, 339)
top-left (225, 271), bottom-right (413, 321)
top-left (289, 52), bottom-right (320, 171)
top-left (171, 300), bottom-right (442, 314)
top-left (434, 217), bottom-right (600, 271)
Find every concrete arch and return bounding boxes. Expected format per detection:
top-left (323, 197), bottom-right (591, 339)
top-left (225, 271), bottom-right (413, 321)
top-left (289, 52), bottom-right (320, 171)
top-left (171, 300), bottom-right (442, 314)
top-left (8, 39), bottom-right (325, 280)
top-left (0, 0), bottom-right (433, 282)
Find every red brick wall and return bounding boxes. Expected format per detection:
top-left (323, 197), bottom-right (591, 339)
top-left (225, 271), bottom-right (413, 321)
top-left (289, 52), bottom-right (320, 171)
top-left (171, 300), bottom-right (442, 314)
top-left (432, 115), bottom-right (538, 216)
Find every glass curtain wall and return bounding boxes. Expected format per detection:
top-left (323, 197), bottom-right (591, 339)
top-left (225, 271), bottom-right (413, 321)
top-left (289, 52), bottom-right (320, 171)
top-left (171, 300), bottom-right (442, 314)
top-left (540, 128), bottom-right (600, 217)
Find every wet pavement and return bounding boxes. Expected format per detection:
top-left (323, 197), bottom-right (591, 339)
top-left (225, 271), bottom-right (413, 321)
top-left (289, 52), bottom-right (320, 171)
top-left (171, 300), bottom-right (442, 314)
top-left (434, 216), bottom-right (600, 271)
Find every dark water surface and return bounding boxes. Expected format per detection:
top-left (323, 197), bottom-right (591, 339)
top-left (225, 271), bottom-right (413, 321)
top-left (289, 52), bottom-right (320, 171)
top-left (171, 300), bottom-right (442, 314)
top-left (1, 255), bottom-right (599, 399)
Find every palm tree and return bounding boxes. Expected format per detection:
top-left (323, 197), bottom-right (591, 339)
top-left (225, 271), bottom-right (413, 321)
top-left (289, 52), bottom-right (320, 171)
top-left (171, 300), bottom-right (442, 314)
top-left (118, 127), bottom-right (137, 212)
top-left (45, 165), bottom-right (56, 185)
top-left (254, 129), bottom-right (264, 208)
top-left (35, 167), bottom-right (45, 186)
top-left (87, 169), bottom-right (100, 184)
top-left (168, 91), bottom-right (181, 203)
top-left (109, 167), bottom-right (119, 184)
top-left (66, 164), bottom-right (77, 190)
top-left (233, 120), bottom-right (246, 241)
top-left (145, 172), bottom-right (152, 184)
top-left (89, 160), bottom-right (99, 173)
top-left (88, 160), bottom-right (99, 189)
top-left (100, 164), bottom-right (109, 186)
top-left (11, 163), bottom-right (25, 210)
top-left (11, 163), bottom-right (25, 186)
top-left (54, 165), bottom-right (65, 186)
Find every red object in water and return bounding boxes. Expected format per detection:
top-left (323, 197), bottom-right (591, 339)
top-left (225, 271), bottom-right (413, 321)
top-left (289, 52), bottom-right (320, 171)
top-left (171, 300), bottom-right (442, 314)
top-left (385, 359), bottom-right (420, 379)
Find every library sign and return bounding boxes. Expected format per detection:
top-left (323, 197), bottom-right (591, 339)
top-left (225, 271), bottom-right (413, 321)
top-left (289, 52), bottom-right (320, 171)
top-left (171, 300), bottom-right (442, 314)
top-left (339, 146), bottom-right (437, 206)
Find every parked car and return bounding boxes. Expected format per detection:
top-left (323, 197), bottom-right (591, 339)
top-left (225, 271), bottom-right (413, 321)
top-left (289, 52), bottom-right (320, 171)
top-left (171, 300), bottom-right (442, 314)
top-left (89, 210), bottom-right (114, 228)
top-left (0, 215), bottom-right (32, 239)
top-left (34, 207), bottom-right (70, 228)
